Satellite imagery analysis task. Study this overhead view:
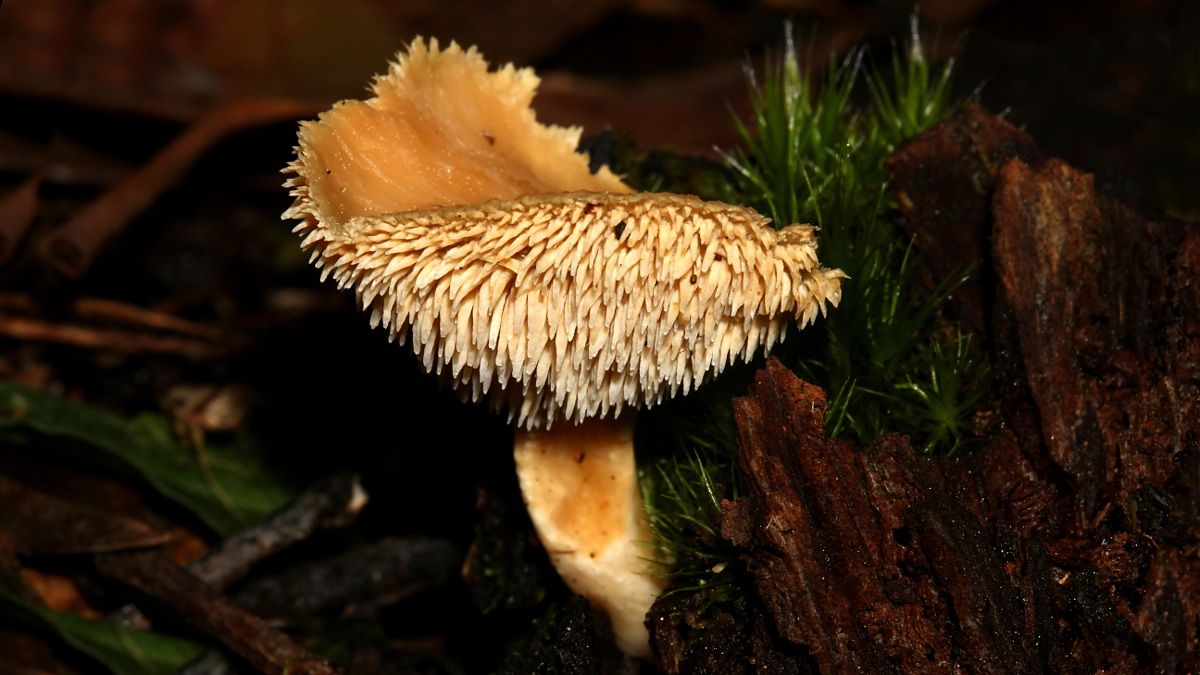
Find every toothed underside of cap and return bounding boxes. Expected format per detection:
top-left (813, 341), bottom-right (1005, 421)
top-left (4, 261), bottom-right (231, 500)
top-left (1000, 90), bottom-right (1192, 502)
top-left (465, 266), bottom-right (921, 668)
top-left (282, 37), bottom-right (631, 238)
top-left (302, 191), bottom-right (843, 429)
top-left (282, 38), bottom-right (842, 428)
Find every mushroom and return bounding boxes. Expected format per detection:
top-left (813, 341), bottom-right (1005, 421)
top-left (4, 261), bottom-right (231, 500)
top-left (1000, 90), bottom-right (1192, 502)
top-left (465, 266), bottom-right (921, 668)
top-left (283, 38), bottom-right (842, 657)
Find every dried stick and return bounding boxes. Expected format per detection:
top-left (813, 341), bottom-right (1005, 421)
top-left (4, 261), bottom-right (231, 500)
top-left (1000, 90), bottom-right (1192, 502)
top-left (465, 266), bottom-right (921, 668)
top-left (0, 293), bottom-right (223, 342)
top-left (110, 474), bottom-right (366, 628)
top-left (190, 473), bottom-right (367, 590)
top-left (74, 297), bottom-right (223, 341)
top-left (173, 474), bottom-right (365, 674)
top-left (0, 474), bottom-right (170, 555)
top-left (236, 537), bottom-right (459, 618)
top-left (175, 651), bottom-right (235, 675)
top-left (0, 315), bottom-right (227, 360)
top-left (0, 176), bottom-right (40, 265)
top-left (40, 98), bottom-right (322, 278)
top-left (94, 550), bottom-right (339, 675)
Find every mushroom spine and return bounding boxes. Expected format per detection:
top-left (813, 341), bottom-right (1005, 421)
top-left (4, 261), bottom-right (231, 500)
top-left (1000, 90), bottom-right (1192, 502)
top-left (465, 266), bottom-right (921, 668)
top-left (292, 192), bottom-right (841, 428)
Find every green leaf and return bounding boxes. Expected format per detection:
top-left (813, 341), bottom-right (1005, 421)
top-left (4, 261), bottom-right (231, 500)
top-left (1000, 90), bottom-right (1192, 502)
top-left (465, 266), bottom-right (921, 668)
top-left (0, 590), bottom-right (204, 675)
top-left (0, 382), bottom-right (295, 536)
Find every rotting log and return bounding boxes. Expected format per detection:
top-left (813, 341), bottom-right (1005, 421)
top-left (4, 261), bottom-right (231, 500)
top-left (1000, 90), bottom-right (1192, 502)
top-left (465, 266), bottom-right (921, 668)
top-left (988, 154), bottom-right (1200, 668)
top-left (679, 104), bottom-right (1200, 673)
top-left (722, 359), bottom-right (1038, 674)
top-left (885, 101), bottom-right (1041, 332)
top-left (992, 156), bottom-right (1200, 512)
top-left (718, 355), bottom-right (1197, 673)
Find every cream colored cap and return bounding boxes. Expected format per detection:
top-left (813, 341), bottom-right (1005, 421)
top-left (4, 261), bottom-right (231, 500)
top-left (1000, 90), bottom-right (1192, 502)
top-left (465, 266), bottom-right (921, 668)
top-left (284, 39), bottom-right (843, 429)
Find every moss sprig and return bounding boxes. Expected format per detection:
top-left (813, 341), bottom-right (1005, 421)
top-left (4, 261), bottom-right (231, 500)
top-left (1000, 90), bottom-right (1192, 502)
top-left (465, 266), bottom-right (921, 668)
top-left (723, 18), bottom-right (983, 451)
top-left (640, 384), bottom-right (743, 598)
top-left (642, 18), bottom-right (989, 589)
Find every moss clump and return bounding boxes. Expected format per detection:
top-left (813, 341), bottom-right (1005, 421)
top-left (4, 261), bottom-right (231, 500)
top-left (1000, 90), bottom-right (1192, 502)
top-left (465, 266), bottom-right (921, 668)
top-left (642, 18), bottom-right (988, 593)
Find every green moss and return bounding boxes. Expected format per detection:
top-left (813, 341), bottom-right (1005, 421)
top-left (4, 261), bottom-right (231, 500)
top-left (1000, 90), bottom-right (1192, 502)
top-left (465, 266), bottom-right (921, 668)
top-left (642, 19), bottom-right (988, 589)
top-left (640, 385), bottom-right (742, 598)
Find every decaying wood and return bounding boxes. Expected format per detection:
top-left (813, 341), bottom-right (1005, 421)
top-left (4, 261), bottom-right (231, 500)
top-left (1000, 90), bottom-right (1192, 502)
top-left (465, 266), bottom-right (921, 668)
top-left (721, 354), bottom-right (1198, 672)
top-left (648, 589), bottom-right (809, 674)
top-left (883, 103), bottom-right (1054, 477)
top-left (94, 549), bottom-right (340, 675)
top-left (722, 358), bottom-right (1036, 673)
top-left (702, 106), bottom-right (1199, 673)
top-left (992, 156), bottom-right (1200, 512)
top-left (885, 102), bottom-right (1041, 331)
top-left (989, 155), bottom-right (1200, 667)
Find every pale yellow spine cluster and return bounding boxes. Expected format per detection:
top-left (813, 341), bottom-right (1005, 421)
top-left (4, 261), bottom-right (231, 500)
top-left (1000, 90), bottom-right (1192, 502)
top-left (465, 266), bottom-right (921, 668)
top-left (285, 190), bottom-right (842, 429)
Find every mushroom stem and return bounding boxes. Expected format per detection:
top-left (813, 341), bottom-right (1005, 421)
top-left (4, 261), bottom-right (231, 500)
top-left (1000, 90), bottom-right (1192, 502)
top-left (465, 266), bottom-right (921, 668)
top-left (513, 415), bottom-right (664, 658)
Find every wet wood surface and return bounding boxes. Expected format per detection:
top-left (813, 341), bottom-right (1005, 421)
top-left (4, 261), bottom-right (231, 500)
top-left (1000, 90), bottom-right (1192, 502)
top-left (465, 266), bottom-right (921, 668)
top-left (688, 107), bottom-right (1200, 673)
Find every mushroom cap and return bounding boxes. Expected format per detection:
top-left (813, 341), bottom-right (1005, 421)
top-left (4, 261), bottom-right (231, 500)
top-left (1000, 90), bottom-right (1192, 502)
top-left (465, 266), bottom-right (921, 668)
top-left (284, 37), bottom-right (630, 237)
top-left (302, 191), bottom-right (841, 428)
top-left (284, 39), bottom-right (843, 429)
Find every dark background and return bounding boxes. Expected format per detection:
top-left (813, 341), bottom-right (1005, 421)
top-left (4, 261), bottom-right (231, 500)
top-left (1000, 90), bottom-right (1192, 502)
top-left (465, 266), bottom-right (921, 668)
top-left (0, 0), bottom-right (1195, 671)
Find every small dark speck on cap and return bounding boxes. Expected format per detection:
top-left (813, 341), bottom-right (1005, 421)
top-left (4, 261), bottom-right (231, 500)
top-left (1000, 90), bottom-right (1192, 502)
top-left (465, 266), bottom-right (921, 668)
top-left (714, 253), bottom-right (724, 262)
top-left (482, 132), bottom-right (495, 145)
top-left (689, 274), bottom-right (698, 284)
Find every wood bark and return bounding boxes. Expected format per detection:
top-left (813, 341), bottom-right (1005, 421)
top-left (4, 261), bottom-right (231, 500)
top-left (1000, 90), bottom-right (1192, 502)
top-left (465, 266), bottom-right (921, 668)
top-left (695, 105), bottom-right (1200, 673)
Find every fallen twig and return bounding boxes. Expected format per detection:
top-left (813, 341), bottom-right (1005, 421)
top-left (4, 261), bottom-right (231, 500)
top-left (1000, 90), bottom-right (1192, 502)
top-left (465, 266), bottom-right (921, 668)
top-left (94, 549), bottom-right (339, 675)
top-left (0, 474), bottom-right (170, 555)
top-left (39, 97), bottom-right (323, 278)
top-left (237, 537), bottom-right (459, 618)
top-left (175, 650), bottom-right (235, 675)
top-left (718, 359), bottom-right (1032, 673)
top-left (0, 315), bottom-right (227, 360)
top-left (191, 472), bottom-right (367, 590)
top-left (0, 293), bottom-right (223, 342)
top-left (72, 297), bottom-right (223, 341)
top-left (110, 475), bottom-right (365, 674)
top-left (0, 293), bottom-right (236, 359)
top-left (0, 176), bottom-right (40, 265)
top-left (110, 473), bottom-right (366, 633)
